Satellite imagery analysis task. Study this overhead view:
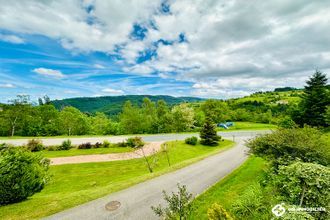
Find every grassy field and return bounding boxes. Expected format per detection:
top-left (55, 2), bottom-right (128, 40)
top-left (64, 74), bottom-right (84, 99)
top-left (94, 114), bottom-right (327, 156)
top-left (190, 156), bottom-right (267, 219)
top-left (37, 147), bottom-right (134, 158)
top-left (217, 122), bottom-right (277, 131)
top-left (0, 140), bottom-right (234, 220)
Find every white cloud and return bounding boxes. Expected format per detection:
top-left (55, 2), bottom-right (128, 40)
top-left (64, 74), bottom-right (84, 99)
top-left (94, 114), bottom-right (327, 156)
top-left (0, 83), bottom-right (15, 88)
top-left (1, 0), bottom-right (330, 97)
top-left (93, 64), bottom-right (105, 69)
top-left (101, 88), bottom-right (124, 95)
top-left (0, 34), bottom-right (24, 44)
top-left (33, 68), bottom-right (65, 79)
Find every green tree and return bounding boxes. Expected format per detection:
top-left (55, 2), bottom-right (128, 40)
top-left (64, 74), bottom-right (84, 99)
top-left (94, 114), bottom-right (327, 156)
top-left (200, 100), bottom-right (230, 123)
top-left (171, 104), bottom-right (195, 132)
top-left (2, 95), bottom-right (32, 136)
top-left (119, 101), bottom-right (144, 134)
top-left (141, 98), bottom-right (157, 133)
top-left (59, 106), bottom-right (90, 135)
top-left (200, 117), bottom-right (220, 146)
top-left (294, 71), bottom-right (329, 127)
top-left (90, 112), bottom-right (112, 135)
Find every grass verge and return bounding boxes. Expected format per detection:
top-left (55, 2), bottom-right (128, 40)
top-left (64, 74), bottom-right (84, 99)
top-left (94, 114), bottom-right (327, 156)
top-left (0, 140), bottom-right (234, 220)
top-left (190, 156), bottom-right (267, 219)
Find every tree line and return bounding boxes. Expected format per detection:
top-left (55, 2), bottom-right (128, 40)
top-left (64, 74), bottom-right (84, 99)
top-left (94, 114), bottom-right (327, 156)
top-left (0, 71), bottom-right (328, 137)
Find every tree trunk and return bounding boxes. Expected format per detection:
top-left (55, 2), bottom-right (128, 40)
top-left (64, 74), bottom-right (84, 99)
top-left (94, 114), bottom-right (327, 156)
top-left (299, 184), bottom-right (306, 206)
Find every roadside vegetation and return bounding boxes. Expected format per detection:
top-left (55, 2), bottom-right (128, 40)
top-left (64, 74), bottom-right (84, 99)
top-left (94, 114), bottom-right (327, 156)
top-left (0, 139), bottom-right (234, 219)
top-left (153, 71), bottom-right (330, 219)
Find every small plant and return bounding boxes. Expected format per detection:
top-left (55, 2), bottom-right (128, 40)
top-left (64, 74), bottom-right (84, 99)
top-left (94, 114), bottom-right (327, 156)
top-left (151, 184), bottom-right (193, 220)
top-left (47, 145), bottom-right (59, 151)
top-left (78, 142), bottom-right (92, 149)
top-left (185, 136), bottom-right (198, 145)
top-left (0, 147), bottom-right (50, 205)
top-left (58, 139), bottom-right (72, 150)
top-left (207, 203), bottom-right (233, 220)
top-left (93, 142), bottom-right (102, 148)
top-left (113, 141), bottom-right (128, 148)
top-left (126, 137), bottom-right (145, 148)
top-left (26, 139), bottom-right (44, 152)
top-left (102, 140), bottom-right (111, 148)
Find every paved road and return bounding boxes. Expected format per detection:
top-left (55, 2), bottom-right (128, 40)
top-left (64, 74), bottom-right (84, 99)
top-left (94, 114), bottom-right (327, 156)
top-left (0, 130), bottom-right (268, 146)
top-left (44, 131), bottom-right (268, 220)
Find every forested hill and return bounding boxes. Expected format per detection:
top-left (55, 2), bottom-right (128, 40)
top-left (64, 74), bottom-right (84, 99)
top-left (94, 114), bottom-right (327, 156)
top-left (51, 95), bottom-right (203, 115)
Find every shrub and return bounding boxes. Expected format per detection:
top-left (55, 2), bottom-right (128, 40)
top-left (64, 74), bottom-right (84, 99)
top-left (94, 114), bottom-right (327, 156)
top-left (185, 136), bottom-right (198, 145)
top-left (114, 141), bottom-right (128, 148)
top-left (275, 162), bottom-right (330, 219)
top-left (232, 183), bottom-right (272, 219)
top-left (58, 139), bottom-right (72, 150)
top-left (77, 142), bottom-right (92, 149)
top-left (93, 142), bottom-right (102, 148)
top-left (26, 139), bottom-right (44, 152)
top-left (102, 140), bottom-right (111, 148)
top-left (126, 137), bottom-right (144, 148)
top-left (0, 148), bottom-right (50, 205)
top-left (47, 145), bottom-right (59, 151)
top-left (151, 184), bottom-right (193, 219)
top-left (247, 127), bottom-right (329, 169)
top-left (207, 203), bottom-right (233, 220)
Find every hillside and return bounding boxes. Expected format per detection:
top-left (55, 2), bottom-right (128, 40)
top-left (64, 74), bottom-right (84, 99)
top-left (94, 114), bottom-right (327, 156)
top-left (51, 95), bottom-right (203, 115)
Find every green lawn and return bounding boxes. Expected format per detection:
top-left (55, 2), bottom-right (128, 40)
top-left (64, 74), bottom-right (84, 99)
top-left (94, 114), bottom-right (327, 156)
top-left (0, 140), bottom-right (234, 220)
top-left (190, 156), bottom-right (267, 219)
top-left (37, 147), bottom-right (134, 158)
top-left (217, 122), bottom-right (277, 131)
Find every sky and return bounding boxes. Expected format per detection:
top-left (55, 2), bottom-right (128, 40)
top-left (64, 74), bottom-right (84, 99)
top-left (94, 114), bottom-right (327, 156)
top-left (0, 0), bottom-right (330, 103)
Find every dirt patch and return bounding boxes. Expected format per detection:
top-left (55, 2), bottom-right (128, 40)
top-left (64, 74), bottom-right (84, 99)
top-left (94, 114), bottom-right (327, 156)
top-left (50, 141), bottom-right (164, 165)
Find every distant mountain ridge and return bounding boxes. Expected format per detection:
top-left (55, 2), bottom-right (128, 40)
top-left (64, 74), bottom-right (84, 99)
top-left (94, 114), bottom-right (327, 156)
top-left (51, 95), bottom-right (203, 115)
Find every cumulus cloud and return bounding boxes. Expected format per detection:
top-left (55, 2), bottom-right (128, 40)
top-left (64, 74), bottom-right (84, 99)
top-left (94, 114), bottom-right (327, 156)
top-left (0, 34), bottom-right (24, 44)
top-left (101, 88), bottom-right (124, 95)
top-left (1, 0), bottom-right (330, 97)
top-left (33, 68), bottom-right (65, 79)
top-left (0, 83), bottom-right (15, 88)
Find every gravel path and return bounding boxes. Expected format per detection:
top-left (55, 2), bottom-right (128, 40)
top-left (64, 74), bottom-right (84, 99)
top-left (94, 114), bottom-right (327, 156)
top-left (50, 142), bottom-right (164, 165)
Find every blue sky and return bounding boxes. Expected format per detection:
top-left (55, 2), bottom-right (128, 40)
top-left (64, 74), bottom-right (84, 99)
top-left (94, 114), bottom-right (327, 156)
top-left (0, 0), bottom-right (329, 103)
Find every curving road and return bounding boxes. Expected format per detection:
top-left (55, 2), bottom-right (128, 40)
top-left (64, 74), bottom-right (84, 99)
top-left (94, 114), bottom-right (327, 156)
top-left (43, 131), bottom-right (269, 220)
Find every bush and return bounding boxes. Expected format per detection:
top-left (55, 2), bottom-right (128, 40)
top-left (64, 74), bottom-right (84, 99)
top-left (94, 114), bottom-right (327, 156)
top-left (0, 148), bottom-right (50, 205)
top-left (126, 137), bottom-right (144, 148)
top-left (26, 139), bottom-right (44, 152)
top-left (276, 162), bottom-right (330, 219)
top-left (58, 139), bottom-right (72, 151)
top-left (114, 141), bottom-right (128, 148)
top-left (77, 142), bottom-right (92, 149)
top-left (46, 145), bottom-right (59, 151)
top-left (185, 136), bottom-right (198, 145)
top-left (93, 142), bottom-right (102, 148)
top-left (207, 203), bottom-right (233, 220)
top-left (102, 140), bottom-right (111, 148)
top-left (247, 127), bottom-right (329, 169)
top-left (152, 184), bottom-right (193, 219)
